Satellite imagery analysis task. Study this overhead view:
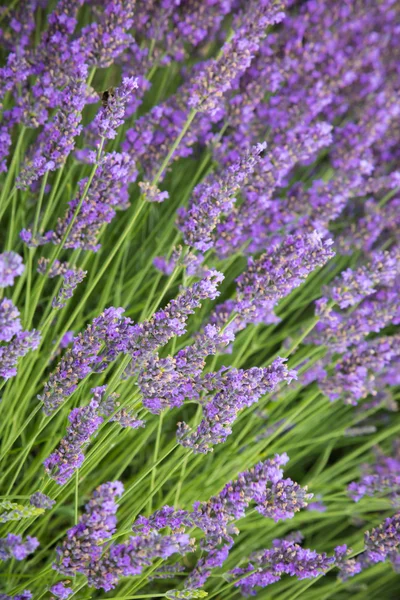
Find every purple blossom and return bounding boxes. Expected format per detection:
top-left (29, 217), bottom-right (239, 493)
top-left (0, 329), bottom-right (41, 379)
top-left (44, 400), bottom-right (103, 485)
top-left (78, 1), bottom-right (135, 68)
top-left (0, 534), bottom-right (39, 562)
top-left (319, 335), bottom-right (400, 405)
top-left (0, 252), bottom-right (24, 287)
top-left (17, 66), bottom-right (88, 189)
top-left (93, 77), bottom-right (138, 140)
top-left (348, 442), bottom-right (400, 505)
top-left (187, 0), bottom-right (286, 117)
top-left (0, 298), bottom-right (22, 342)
top-left (37, 258), bottom-right (86, 309)
top-left (24, 152), bottom-right (138, 252)
top-left (92, 386), bottom-right (145, 429)
top-left (55, 481), bottom-right (123, 577)
top-left (230, 537), bottom-right (334, 596)
top-left (323, 249), bottom-right (400, 309)
top-left (0, 591), bottom-right (33, 600)
top-left (177, 142), bottom-right (266, 251)
top-left (50, 583), bottom-right (73, 599)
top-left (30, 492), bottom-right (55, 510)
top-left (177, 359), bottom-right (296, 453)
top-left (39, 307), bottom-right (132, 415)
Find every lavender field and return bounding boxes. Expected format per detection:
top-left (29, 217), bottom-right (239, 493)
top-left (0, 1), bottom-right (399, 598)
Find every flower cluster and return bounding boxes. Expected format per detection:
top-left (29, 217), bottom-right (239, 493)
top-left (55, 454), bottom-right (310, 591)
top-left (0, 534), bottom-right (39, 562)
top-left (0, 252), bottom-right (24, 287)
top-left (230, 536), bottom-right (334, 595)
top-left (177, 359), bottom-right (296, 453)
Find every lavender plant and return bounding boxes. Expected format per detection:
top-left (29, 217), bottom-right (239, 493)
top-left (0, 1), bottom-right (399, 599)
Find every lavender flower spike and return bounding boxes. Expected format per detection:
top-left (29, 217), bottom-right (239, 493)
top-left (0, 252), bottom-right (24, 287)
top-left (44, 400), bottom-right (103, 485)
top-left (0, 534), bottom-right (39, 561)
top-left (93, 77), bottom-right (138, 140)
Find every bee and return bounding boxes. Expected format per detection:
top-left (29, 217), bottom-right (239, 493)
top-left (100, 87), bottom-right (115, 109)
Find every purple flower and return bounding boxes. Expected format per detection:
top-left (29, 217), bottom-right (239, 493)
top-left (78, 1), bottom-right (135, 68)
top-left (0, 298), bottom-right (22, 342)
top-left (319, 335), bottom-right (400, 405)
top-left (177, 359), bottom-right (296, 453)
top-left (93, 386), bottom-right (145, 429)
top-left (93, 77), bottom-right (138, 140)
top-left (24, 152), bottom-right (138, 252)
top-left (0, 252), bottom-right (24, 287)
top-left (230, 537), bottom-right (334, 595)
top-left (0, 534), bottom-right (39, 562)
top-left (186, 0), bottom-right (286, 117)
top-left (50, 583), bottom-right (73, 599)
top-left (323, 249), bottom-right (400, 309)
top-left (348, 442), bottom-right (400, 504)
top-left (177, 142), bottom-right (267, 251)
top-left (39, 307), bottom-right (132, 415)
top-left (0, 329), bottom-right (41, 379)
top-left (30, 492), bottom-right (55, 510)
top-left (0, 591), bottom-right (32, 600)
top-left (44, 400), bottom-right (103, 485)
top-left (17, 66), bottom-right (88, 189)
top-left (55, 481), bottom-right (123, 577)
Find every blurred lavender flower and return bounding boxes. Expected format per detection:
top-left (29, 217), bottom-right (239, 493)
top-left (348, 443), bottom-right (400, 505)
top-left (30, 492), bottom-right (55, 510)
top-left (0, 299), bottom-right (22, 342)
top-left (0, 329), bottom-right (41, 379)
top-left (320, 335), bottom-right (400, 405)
top-left (50, 583), bottom-right (73, 599)
top-left (0, 534), bottom-right (39, 561)
top-left (17, 66), bottom-right (88, 189)
top-left (0, 252), bottom-right (24, 287)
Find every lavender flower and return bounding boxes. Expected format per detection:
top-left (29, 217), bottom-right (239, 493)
top-left (37, 258), bottom-right (86, 309)
top-left (230, 537), bottom-right (334, 595)
top-left (0, 252), bottom-right (24, 287)
top-left (365, 513), bottom-right (400, 563)
top-left (44, 400), bottom-right (103, 485)
top-left (50, 583), bottom-right (73, 599)
top-left (39, 307), bottom-right (132, 415)
top-left (78, 1), bottom-right (135, 68)
top-left (55, 481), bottom-right (123, 577)
top-left (319, 335), bottom-right (400, 405)
top-left (322, 249), bottom-right (400, 309)
top-left (177, 142), bottom-right (267, 251)
top-left (0, 329), bottom-right (41, 379)
top-left (348, 443), bottom-right (400, 505)
top-left (138, 324), bottom-right (232, 414)
top-left (24, 152), bottom-right (138, 252)
top-left (312, 284), bottom-right (400, 353)
top-left (0, 592), bottom-right (33, 600)
top-left (93, 77), bottom-right (138, 140)
top-left (17, 66), bottom-right (88, 189)
top-left (0, 298), bottom-right (22, 342)
top-left (177, 359), bottom-right (296, 453)
top-left (30, 492), bottom-right (55, 510)
top-left (93, 386), bottom-right (145, 429)
top-left (187, 0), bottom-right (286, 116)
top-left (0, 534), bottom-right (39, 561)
